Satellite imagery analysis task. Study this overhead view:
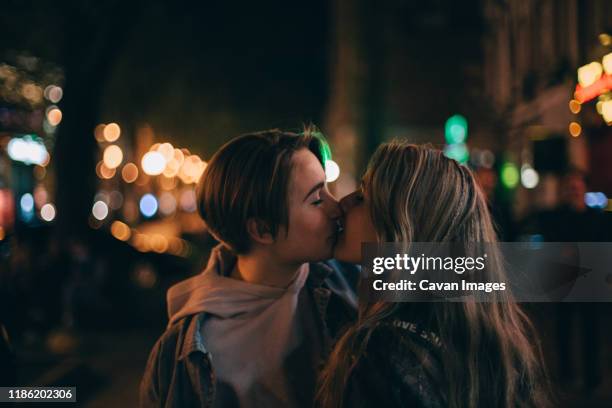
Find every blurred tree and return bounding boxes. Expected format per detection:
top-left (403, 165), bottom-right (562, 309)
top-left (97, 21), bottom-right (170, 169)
top-left (1, 0), bottom-right (141, 242)
top-left (53, 1), bottom-right (141, 240)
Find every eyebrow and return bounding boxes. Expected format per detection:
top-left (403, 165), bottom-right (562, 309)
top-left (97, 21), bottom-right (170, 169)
top-left (303, 181), bottom-right (325, 202)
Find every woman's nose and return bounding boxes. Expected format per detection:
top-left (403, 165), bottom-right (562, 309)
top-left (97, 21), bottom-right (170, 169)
top-left (321, 190), bottom-right (342, 219)
top-left (339, 191), bottom-right (358, 213)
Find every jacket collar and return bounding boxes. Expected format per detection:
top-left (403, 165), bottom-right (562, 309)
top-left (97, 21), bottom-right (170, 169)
top-left (178, 312), bottom-right (209, 361)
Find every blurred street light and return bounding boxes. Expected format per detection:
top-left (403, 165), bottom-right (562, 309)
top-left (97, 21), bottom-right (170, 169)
top-left (92, 201), bottom-right (109, 220)
top-left (520, 165), bottom-right (539, 189)
top-left (141, 151), bottom-right (166, 175)
top-left (46, 107), bottom-right (62, 126)
top-left (578, 62), bottom-right (603, 88)
top-left (44, 85), bottom-right (63, 103)
top-left (40, 203), bottom-right (56, 222)
top-left (103, 123), bottom-right (121, 142)
top-left (139, 194), bottom-right (158, 218)
top-left (325, 160), bottom-right (340, 183)
top-left (103, 145), bottom-right (123, 169)
top-left (121, 163), bottom-right (139, 183)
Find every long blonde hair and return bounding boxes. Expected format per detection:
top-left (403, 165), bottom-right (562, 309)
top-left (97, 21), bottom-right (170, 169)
top-left (317, 142), bottom-right (550, 408)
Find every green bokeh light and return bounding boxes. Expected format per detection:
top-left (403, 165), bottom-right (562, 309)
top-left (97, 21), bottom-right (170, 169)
top-left (445, 114), bottom-right (468, 144)
top-left (500, 162), bottom-right (520, 189)
top-left (443, 143), bottom-right (469, 164)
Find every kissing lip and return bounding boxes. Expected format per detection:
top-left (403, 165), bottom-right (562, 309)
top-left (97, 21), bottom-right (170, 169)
top-left (329, 219), bottom-right (345, 248)
top-left (336, 218), bottom-right (345, 234)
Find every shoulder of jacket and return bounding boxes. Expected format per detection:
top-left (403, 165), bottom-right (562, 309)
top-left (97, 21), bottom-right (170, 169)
top-left (154, 313), bottom-right (204, 359)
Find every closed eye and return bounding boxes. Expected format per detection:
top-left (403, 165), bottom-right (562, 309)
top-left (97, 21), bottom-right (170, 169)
top-left (311, 199), bottom-right (323, 206)
top-left (355, 188), bottom-right (365, 202)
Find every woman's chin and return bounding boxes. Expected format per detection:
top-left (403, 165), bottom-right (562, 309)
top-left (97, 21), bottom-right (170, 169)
top-left (332, 242), bottom-right (346, 262)
top-left (333, 243), bottom-right (359, 264)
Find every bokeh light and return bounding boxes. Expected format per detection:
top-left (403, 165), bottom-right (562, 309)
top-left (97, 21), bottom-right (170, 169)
top-left (443, 143), bottom-right (469, 164)
top-left (178, 155), bottom-right (206, 184)
top-left (103, 145), bottom-right (123, 169)
top-left (568, 99), bottom-right (581, 114)
top-left (156, 143), bottom-right (174, 161)
top-left (103, 123), bottom-right (121, 142)
top-left (94, 124), bottom-right (106, 142)
top-left (179, 189), bottom-right (197, 212)
top-left (44, 85), bottom-right (63, 103)
top-left (173, 148), bottom-right (185, 166)
top-left (602, 100), bottom-right (612, 123)
top-left (603, 52), bottom-right (612, 75)
top-left (46, 107), bottom-right (62, 126)
top-left (110, 220), bottom-right (131, 241)
top-left (20, 193), bottom-right (34, 213)
top-left (21, 82), bottom-right (43, 103)
top-left (445, 114), bottom-right (468, 144)
top-left (150, 234), bottom-right (169, 253)
top-left (131, 232), bottom-right (150, 252)
top-left (142, 151), bottom-right (166, 175)
top-left (40, 203), bottom-right (56, 222)
top-left (163, 159), bottom-right (180, 177)
top-left (8, 137), bottom-right (49, 166)
top-left (325, 160), bottom-right (340, 182)
top-left (96, 161), bottom-right (116, 179)
top-left (577, 62), bottom-right (602, 88)
top-left (500, 162), bottom-right (520, 189)
top-left (569, 122), bottom-right (582, 137)
top-left (159, 192), bottom-right (177, 216)
top-left (139, 194), bottom-right (158, 218)
top-left (521, 166), bottom-right (539, 189)
top-left (585, 192), bottom-right (608, 209)
top-left (92, 201), bottom-right (109, 221)
top-left (121, 163), bottom-right (139, 183)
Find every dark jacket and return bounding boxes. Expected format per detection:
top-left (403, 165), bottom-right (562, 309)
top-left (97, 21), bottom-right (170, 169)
top-left (139, 261), bottom-right (358, 408)
top-left (343, 317), bottom-right (445, 408)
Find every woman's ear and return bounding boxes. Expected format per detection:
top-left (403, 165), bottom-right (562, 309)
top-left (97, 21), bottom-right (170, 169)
top-left (246, 218), bottom-right (274, 245)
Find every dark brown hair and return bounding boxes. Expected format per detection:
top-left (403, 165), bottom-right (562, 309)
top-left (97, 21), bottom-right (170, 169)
top-left (197, 127), bottom-right (324, 254)
top-left (318, 142), bottom-right (550, 408)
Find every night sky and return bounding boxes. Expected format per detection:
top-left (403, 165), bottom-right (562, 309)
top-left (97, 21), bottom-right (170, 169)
top-left (2, 0), bottom-right (484, 156)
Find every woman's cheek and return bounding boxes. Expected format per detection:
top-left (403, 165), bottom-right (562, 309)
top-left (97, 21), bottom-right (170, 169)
top-left (297, 209), bottom-right (324, 233)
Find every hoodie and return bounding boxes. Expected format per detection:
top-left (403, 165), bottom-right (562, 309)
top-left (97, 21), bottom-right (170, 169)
top-left (166, 245), bottom-right (319, 408)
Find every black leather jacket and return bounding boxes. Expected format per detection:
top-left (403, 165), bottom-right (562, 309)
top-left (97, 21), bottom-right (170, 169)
top-left (343, 317), bottom-right (445, 408)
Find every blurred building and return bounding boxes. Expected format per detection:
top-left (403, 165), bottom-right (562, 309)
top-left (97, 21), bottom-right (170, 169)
top-left (325, 0), bottom-right (486, 197)
top-left (482, 0), bottom-right (612, 217)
